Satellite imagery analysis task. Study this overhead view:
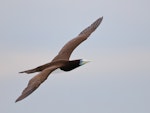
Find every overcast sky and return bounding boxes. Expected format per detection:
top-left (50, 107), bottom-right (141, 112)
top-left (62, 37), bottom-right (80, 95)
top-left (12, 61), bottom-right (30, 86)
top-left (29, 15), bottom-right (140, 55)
top-left (0, 0), bottom-right (150, 113)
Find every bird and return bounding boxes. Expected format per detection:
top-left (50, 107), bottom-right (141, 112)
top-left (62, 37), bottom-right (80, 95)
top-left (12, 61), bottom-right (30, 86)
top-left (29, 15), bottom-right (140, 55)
top-left (15, 17), bottom-right (103, 102)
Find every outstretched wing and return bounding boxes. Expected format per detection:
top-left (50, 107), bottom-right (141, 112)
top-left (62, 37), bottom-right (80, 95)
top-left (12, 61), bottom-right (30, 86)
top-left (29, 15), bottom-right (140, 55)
top-left (52, 17), bottom-right (103, 61)
top-left (16, 66), bottom-right (58, 102)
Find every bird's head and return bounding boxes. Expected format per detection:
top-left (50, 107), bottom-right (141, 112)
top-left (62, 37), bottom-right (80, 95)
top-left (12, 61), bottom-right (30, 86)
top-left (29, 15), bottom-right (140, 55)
top-left (60, 59), bottom-right (91, 71)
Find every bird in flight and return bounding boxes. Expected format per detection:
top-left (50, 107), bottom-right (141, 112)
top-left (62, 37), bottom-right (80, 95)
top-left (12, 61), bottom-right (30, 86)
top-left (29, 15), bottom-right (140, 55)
top-left (16, 17), bottom-right (103, 102)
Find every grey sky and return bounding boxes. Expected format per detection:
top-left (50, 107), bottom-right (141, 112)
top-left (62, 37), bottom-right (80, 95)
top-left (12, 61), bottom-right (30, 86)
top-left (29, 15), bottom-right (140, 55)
top-left (0, 0), bottom-right (150, 113)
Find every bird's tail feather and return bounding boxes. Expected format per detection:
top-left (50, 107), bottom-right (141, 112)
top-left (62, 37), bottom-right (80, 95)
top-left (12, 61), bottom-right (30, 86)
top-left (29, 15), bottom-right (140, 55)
top-left (19, 63), bottom-right (51, 74)
top-left (19, 68), bottom-right (38, 74)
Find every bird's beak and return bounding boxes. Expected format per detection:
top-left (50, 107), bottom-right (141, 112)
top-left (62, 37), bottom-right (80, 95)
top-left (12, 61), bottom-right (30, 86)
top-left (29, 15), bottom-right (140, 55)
top-left (80, 59), bottom-right (91, 65)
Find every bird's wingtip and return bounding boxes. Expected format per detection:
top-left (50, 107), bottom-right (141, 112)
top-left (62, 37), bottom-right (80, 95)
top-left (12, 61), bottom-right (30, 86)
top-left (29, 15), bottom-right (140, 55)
top-left (15, 94), bottom-right (26, 103)
top-left (95, 16), bottom-right (103, 24)
top-left (99, 16), bottom-right (103, 20)
top-left (15, 97), bottom-right (21, 103)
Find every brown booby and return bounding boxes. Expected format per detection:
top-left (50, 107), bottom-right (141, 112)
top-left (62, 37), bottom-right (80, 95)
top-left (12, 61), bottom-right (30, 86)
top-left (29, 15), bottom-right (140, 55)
top-left (16, 17), bottom-right (103, 102)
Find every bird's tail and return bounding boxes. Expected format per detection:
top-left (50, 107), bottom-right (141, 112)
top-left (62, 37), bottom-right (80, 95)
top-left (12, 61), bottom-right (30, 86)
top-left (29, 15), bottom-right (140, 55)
top-left (19, 62), bottom-right (52, 74)
top-left (19, 68), bottom-right (38, 74)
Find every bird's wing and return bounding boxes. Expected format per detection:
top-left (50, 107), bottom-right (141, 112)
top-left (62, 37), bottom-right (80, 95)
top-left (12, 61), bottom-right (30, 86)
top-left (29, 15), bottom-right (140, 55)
top-left (16, 65), bottom-right (60, 102)
top-left (52, 17), bottom-right (103, 61)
